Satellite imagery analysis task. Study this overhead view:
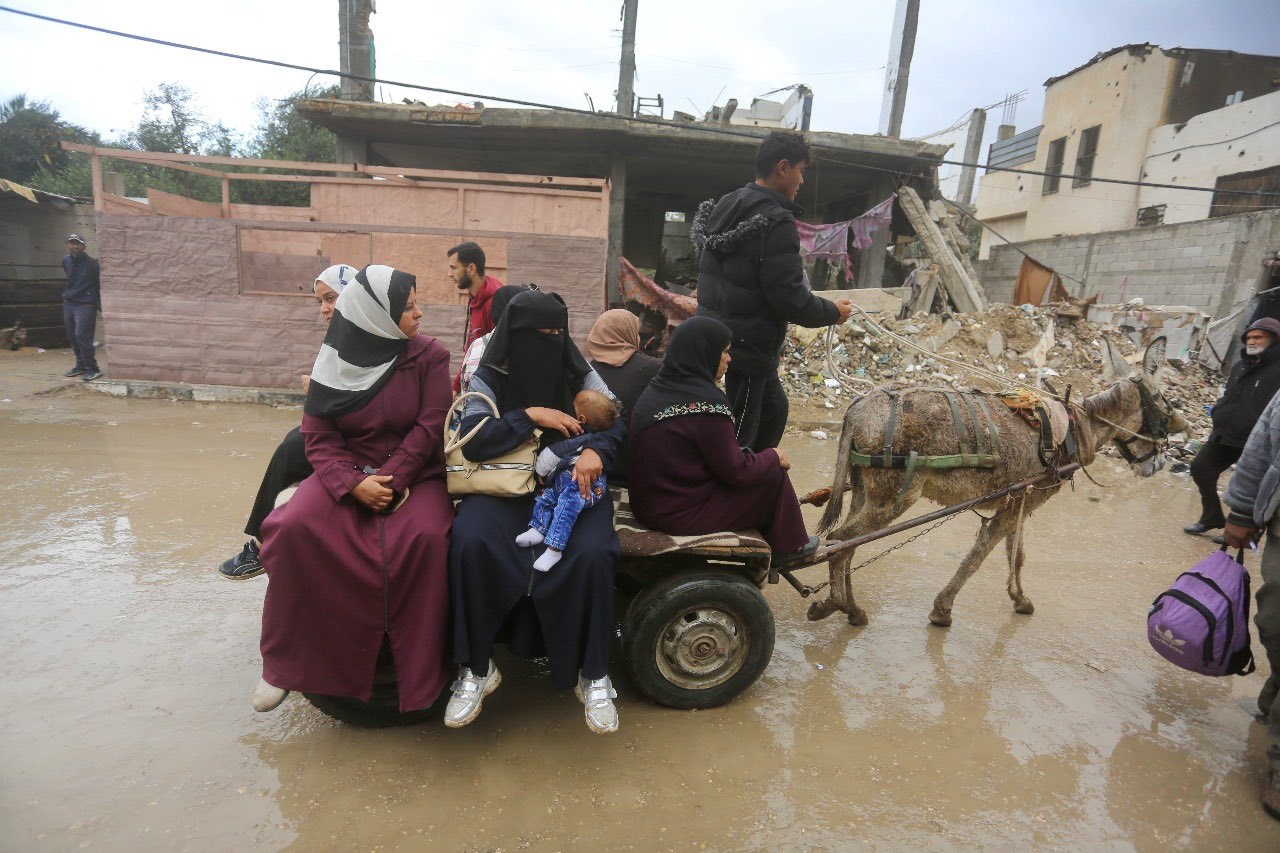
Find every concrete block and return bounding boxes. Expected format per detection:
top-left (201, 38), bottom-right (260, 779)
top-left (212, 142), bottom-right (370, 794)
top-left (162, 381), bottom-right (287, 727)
top-left (91, 380), bottom-right (129, 397)
top-left (1180, 246), bottom-right (1204, 258)
top-left (192, 384), bottom-right (260, 404)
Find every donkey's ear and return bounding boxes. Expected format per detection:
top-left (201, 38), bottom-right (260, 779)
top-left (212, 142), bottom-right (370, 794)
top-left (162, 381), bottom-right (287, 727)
top-left (1142, 336), bottom-right (1168, 384)
top-left (1101, 337), bottom-right (1133, 380)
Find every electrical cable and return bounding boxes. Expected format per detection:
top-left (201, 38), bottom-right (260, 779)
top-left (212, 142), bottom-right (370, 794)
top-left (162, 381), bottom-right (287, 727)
top-left (1143, 120), bottom-right (1280, 161)
top-left (938, 196), bottom-right (1088, 288)
top-left (5, 4), bottom-right (1280, 202)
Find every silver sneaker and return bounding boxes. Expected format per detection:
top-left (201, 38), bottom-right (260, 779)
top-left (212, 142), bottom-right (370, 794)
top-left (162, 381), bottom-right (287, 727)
top-left (251, 677), bottom-right (289, 712)
top-left (444, 661), bottom-right (501, 728)
top-left (575, 674), bottom-right (619, 734)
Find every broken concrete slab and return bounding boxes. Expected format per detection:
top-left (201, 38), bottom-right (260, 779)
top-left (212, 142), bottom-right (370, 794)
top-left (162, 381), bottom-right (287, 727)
top-left (926, 319), bottom-right (961, 352)
top-left (1085, 303), bottom-right (1209, 363)
top-left (896, 187), bottom-right (985, 313)
top-left (987, 330), bottom-right (1005, 358)
top-left (820, 288), bottom-right (908, 315)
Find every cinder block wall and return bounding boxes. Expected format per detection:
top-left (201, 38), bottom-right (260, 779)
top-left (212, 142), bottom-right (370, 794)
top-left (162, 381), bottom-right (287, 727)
top-left (979, 209), bottom-right (1280, 317)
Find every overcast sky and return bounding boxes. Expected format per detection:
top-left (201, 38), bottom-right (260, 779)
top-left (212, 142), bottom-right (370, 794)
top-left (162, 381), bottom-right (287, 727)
top-left (1, 0), bottom-right (1275, 166)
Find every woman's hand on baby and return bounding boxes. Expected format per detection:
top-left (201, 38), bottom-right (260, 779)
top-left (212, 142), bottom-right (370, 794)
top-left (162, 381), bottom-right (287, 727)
top-left (526, 407), bottom-right (583, 437)
top-left (572, 449), bottom-right (603, 499)
top-left (775, 448), bottom-right (792, 471)
top-left (351, 474), bottom-right (395, 511)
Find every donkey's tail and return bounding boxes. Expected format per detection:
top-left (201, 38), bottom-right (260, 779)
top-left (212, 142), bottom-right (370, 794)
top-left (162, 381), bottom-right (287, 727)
top-left (818, 405), bottom-right (860, 534)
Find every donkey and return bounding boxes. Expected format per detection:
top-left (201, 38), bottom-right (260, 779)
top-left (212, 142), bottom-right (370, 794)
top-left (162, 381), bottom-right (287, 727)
top-left (810, 338), bottom-right (1189, 628)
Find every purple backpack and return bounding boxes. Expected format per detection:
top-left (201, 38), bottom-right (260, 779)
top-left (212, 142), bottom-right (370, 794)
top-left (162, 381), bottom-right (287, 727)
top-left (1148, 547), bottom-right (1255, 677)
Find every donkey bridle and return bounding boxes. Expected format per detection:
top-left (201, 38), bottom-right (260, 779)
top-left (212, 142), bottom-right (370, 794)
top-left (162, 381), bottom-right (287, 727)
top-left (1114, 378), bottom-right (1172, 465)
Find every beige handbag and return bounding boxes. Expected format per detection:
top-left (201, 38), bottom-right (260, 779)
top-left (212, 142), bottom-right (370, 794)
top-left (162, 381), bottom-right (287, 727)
top-left (445, 391), bottom-right (540, 497)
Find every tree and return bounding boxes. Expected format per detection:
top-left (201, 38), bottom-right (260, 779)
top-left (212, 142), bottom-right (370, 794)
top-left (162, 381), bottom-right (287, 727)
top-left (232, 85), bottom-right (338, 206)
top-left (114, 83), bottom-right (233, 201)
top-left (0, 93), bottom-right (93, 184)
top-left (22, 82), bottom-right (341, 205)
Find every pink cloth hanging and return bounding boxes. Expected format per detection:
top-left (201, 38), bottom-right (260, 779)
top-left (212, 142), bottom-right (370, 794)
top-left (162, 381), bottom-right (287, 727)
top-left (795, 195), bottom-right (895, 282)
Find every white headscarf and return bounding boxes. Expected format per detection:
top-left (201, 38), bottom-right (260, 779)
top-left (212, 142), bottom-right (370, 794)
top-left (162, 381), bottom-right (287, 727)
top-left (314, 263), bottom-right (355, 294)
top-left (305, 264), bottom-right (416, 417)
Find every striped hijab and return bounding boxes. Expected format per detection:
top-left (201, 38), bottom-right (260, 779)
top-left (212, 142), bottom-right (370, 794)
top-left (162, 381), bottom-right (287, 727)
top-left (305, 264), bottom-right (415, 418)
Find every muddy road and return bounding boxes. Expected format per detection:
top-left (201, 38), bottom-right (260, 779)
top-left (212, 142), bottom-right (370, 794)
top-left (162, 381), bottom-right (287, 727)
top-left (2, 348), bottom-right (1279, 850)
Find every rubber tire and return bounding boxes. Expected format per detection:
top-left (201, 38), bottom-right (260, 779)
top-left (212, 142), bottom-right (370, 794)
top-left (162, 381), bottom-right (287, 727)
top-left (303, 639), bottom-right (443, 728)
top-left (622, 570), bottom-right (774, 710)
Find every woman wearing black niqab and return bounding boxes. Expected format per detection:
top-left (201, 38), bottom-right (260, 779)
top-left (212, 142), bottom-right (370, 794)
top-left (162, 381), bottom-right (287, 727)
top-left (446, 290), bottom-right (627, 734)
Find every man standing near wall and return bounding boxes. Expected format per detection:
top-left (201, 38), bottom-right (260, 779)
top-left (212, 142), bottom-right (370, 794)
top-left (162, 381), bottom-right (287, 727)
top-left (448, 241), bottom-right (504, 394)
top-left (692, 130), bottom-right (853, 451)
top-left (1185, 318), bottom-right (1280, 539)
top-left (61, 234), bottom-right (101, 382)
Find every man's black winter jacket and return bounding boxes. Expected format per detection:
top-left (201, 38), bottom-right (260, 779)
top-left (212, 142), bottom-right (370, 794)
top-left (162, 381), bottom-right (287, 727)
top-left (692, 182), bottom-right (838, 375)
top-left (61, 252), bottom-right (100, 307)
top-left (1211, 346), bottom-right (1280, 447)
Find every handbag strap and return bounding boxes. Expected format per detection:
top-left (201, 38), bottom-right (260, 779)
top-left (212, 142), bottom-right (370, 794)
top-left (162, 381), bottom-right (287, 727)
top-left (445, 391), bottom-right (500, 454)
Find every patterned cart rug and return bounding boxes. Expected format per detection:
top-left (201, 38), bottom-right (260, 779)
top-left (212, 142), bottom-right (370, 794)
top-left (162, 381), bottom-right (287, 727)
top-left (611, 487), bottom-right (770, 559)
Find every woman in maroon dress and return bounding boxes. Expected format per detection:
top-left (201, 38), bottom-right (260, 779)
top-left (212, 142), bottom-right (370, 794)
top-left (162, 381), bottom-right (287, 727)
top-left (627, 316), bottom-right (818, 563)
top-left (254, 265), bottom-right (453, 714)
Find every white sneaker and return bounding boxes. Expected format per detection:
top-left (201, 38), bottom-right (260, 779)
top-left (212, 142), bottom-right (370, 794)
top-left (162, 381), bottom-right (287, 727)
top-left (444, 661), bottom-right (501, 728)
top-left (252, 678), bottom-right (289, 712)
top-left (575, 674), bottom-right (619, 734)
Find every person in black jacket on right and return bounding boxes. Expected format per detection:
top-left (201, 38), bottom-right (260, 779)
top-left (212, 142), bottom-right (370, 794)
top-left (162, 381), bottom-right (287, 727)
top-left (1185, 316), bottom-right (1280, 536)
top-left (692, 130), bottom-right (853, 452)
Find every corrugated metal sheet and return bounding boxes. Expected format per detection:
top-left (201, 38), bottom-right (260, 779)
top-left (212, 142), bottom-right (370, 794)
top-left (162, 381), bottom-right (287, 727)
top-left (987, 126), bottom-right (1042, 171)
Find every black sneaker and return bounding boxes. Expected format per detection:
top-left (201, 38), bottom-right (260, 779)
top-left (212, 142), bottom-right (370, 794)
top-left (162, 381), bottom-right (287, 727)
top-left (219, 540), bottom-right (264, 579)
top-left (81, 369), bottom-right (102, 382)
top-left (772, 535), bottom-right (822, 567)
top-left (1183, 521), bottom-right (1220, 535)
top-left (64, 366), bottom-right (85, 377)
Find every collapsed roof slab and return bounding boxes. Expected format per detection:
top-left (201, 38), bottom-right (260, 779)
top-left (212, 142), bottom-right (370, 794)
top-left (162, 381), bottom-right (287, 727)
top-left (296, 100), bottom-right (949, 218)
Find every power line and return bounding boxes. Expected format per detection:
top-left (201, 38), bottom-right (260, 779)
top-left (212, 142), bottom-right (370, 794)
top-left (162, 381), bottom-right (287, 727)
top-left (4, 4), bottom-right (1279, 202)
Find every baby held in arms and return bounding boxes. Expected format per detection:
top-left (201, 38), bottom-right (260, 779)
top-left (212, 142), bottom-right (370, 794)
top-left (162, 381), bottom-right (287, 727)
top-left (516, 390), bottom-right (619, 571)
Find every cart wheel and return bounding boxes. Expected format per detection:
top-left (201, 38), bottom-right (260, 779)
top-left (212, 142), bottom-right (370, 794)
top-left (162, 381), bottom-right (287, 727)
top-left (303, 637), bottom-right (442, 728)
top-left (623, 570), bottom-right (774, 709)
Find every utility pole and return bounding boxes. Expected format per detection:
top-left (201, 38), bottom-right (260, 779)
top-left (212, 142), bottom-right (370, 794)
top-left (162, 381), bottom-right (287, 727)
top-left (877, 0), bottom-right (919, 137)
top-left (955, 108), bottom-right (987, 206)
top-left (616, 0), bottom-right (638, 117)
top-left (338, 0), bottom-right (376, 101)
top-left (608, 0), bottom-right (639, 302)
top-left (336, 0), bottom-right (375, 164)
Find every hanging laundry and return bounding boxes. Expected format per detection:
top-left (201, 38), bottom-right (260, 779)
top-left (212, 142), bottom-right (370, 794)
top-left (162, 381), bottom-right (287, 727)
top-left (617, 257), bottom-right (697, 325)
top-left (849, 195), bottom-right (895, 251)
top-left (795, 195), bottom-right (895, 282)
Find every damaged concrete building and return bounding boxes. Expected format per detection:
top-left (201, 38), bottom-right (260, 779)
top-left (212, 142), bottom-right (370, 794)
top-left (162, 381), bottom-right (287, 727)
top-left (294, 99), bottom-right (949, 296)
top-left (974, 44), bottom-right (1280, 357)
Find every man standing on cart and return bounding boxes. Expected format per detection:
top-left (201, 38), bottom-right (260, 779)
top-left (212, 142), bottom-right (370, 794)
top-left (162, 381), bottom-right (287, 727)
top-left (692, 130), bottom-right (852, 452)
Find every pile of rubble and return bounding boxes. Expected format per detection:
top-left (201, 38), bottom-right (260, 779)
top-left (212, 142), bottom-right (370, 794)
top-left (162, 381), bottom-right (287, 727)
top-left (783, 301), bottom-right (1224, 446)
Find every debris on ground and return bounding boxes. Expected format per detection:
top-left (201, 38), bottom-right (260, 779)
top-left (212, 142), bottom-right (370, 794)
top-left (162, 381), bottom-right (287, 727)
top-left (783, 301), bottom-right (1224, 456)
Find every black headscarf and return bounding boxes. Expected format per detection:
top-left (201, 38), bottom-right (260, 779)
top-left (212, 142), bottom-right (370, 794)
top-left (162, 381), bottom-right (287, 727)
top-left (305, 264), bottom-right (415, 418)
top-left (488, 284), bottom-right (529, 329)
top-left (630, 316), bottom-right (733, 435)
top-left (479, 289), bottom-right (591, 418)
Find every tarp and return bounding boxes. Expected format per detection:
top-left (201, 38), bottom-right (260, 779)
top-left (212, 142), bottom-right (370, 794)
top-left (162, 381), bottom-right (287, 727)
top-left (1013, 256), bottom-right (1061, 306)
top-left (0, 179), bottom-right (38, 203)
